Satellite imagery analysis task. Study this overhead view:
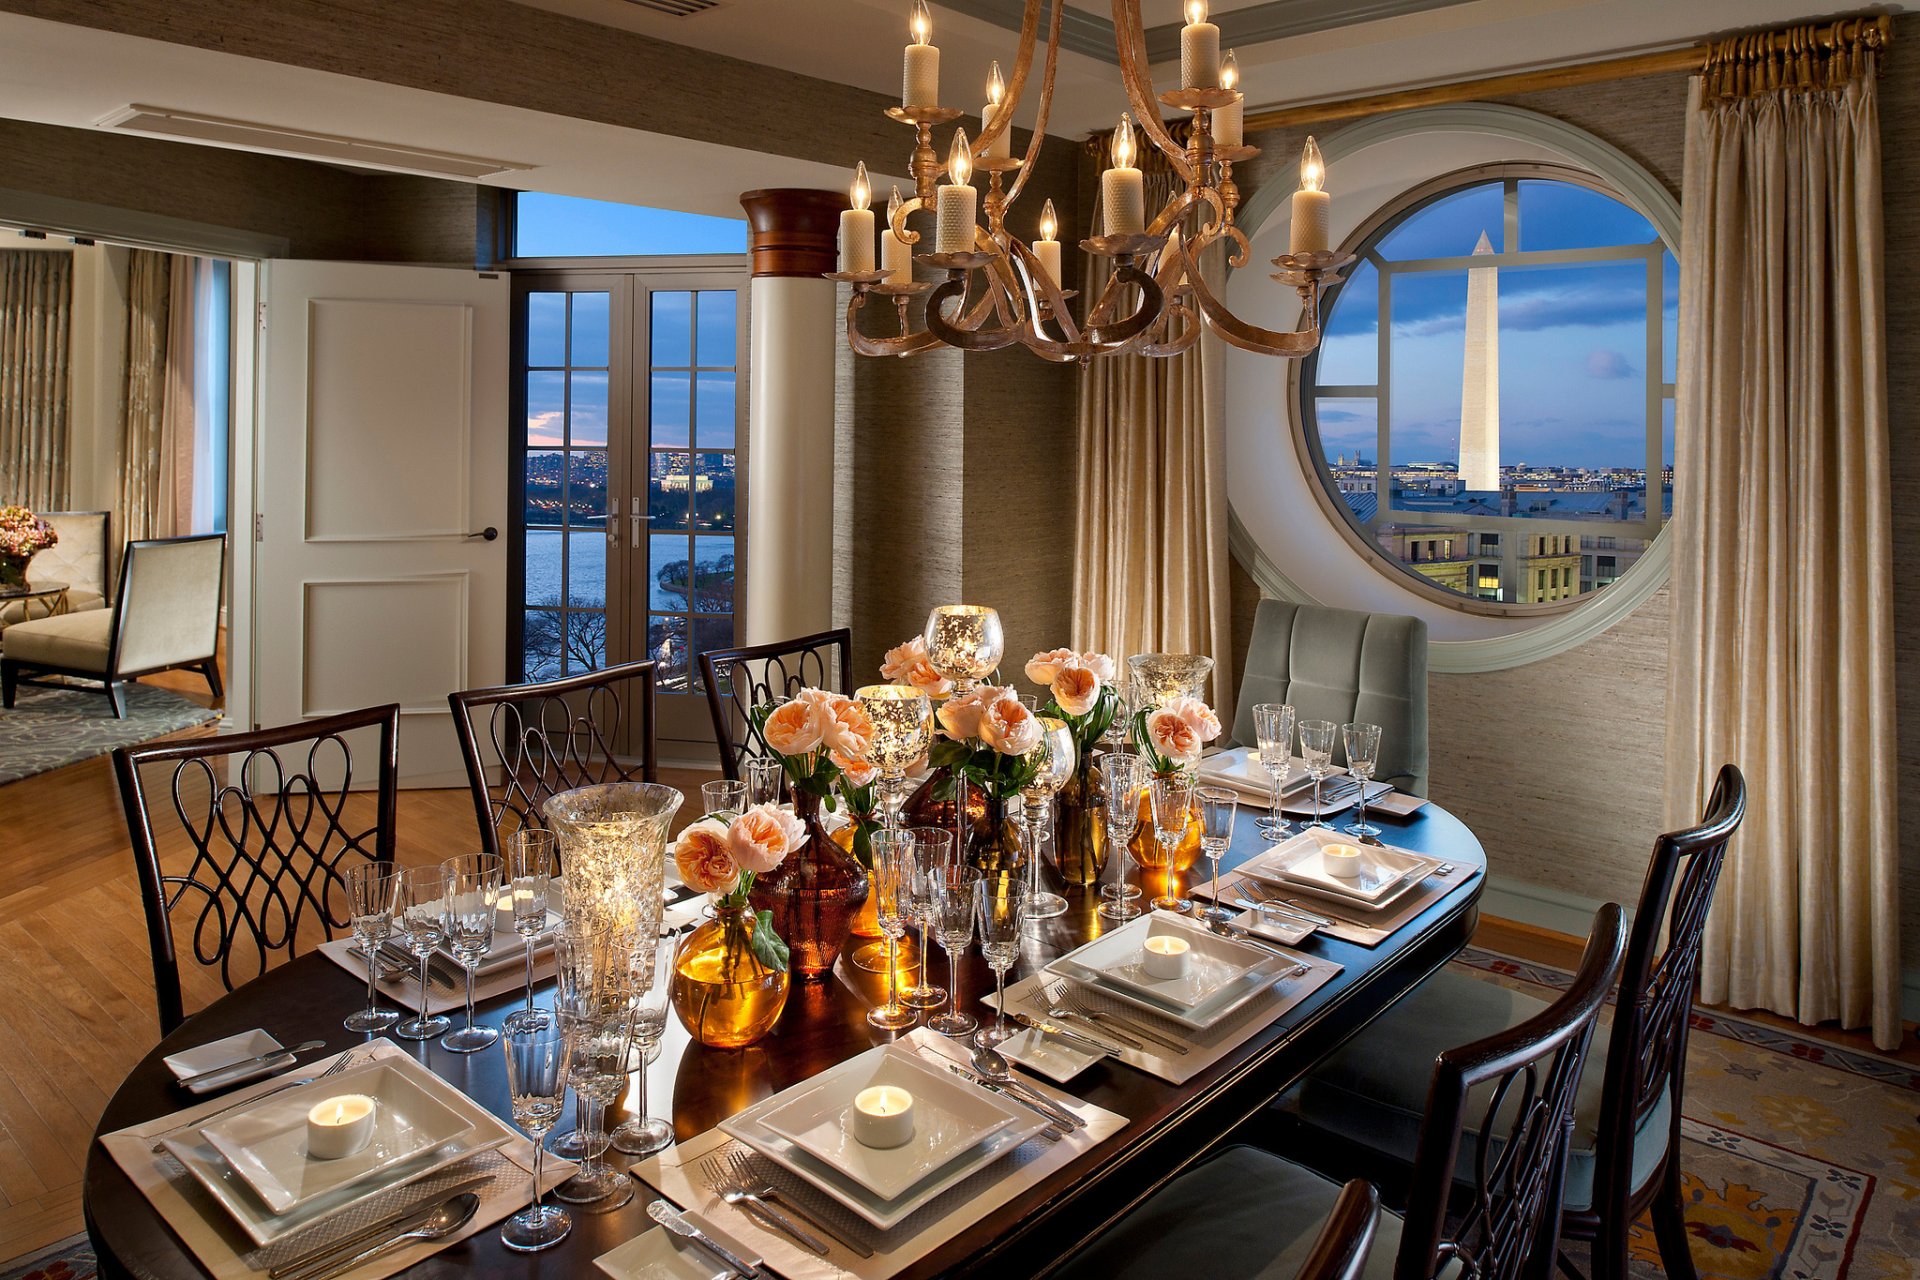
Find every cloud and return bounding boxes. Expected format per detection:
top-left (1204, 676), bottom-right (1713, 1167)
top-left (1585, 349), bottom-right (1635, 380)
top-left (528, 410), bottom-right (565, 447)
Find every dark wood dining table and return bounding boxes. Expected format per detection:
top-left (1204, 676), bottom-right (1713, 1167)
top-left (86, 802), bottom-right (1486, 1280)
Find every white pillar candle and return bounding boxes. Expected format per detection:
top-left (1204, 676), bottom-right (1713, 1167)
top-left (1142, 934), bottom-right (1192, 980)
top-left (982, 60), bottom-right (1010, 160)
top-left (838, 162), bottom-right (875, 273)
top-left (1102, 113), bottom-right (1145, 236)
top-left (1289, 135), bottom-right (1330, 255)
top-left (903, 0), bottom-right (939, 107)
top-left (850, 1085), bottom-right (916, 1148)
top-left (306, 1094), bottom-right (376, 1160)
top-left (1033, 197), bottom-right (1062, 287)
top-left (1180, 0), bottom-right (1220, 90)
top-left (936, 129), bottom-right (977, 253)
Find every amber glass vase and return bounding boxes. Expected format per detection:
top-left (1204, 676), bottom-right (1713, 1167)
top-left (669, 904), bottom-right (789, 1049)
top-left (1052, 756), bottom-right (1109, 886)
top-left (965, 792), bottom-right (1027, 894)
top-left (747, 788), bottom-right (869, 981)
top-left (1130, 771), bottom-right (1203, 904)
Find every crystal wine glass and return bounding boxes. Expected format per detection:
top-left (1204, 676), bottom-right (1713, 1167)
top-left (1298, 719), bottom-right (1338, 829)
top-left (1148, 774), bottom-right (1196, 912)
top-left (505, 829), bottom-right (556, 1034)
top-left (500, 1016), bottom-right (573, 1252)
top-left (899, 827), bottom-right (953, 1009)
top-left (701, 778), bottom-right (747, 820)
top-left (610, 931), bottom-right (677, 1155)
top-left (975, 878), bottom-right (1029, 1046)
top-left (1194, 786), bottom-right (1238, 923)
top-left (926, 864), bottom-right (982, 1037)
top-left (866, 830), bottom-right (919, 1031)
top-left (745, 757), bottom-right (785, 808)
top-left (1343, 722), bottom-right (1383, 838)
top-left (1253, 703), bottom-right (1297, 839)
top-left (342, 863), bottom-right (400, 1033)
top-left (395, 865), bottom-right (452, 1041)
top-left (1098, 752), bottom-right (1147, 922)
top-left (441, 853), bottom-right (504, 1053)
top-left (547, 921), bottom-right (623, 1184)
top-left (1021, 715), bottom-right (1075, 919)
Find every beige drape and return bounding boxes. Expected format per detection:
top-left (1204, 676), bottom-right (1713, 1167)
top-left (1071, 169), bottom-right (1236, 713)
top-left (0, 250), bottom-right (73, 511)
top-left (118, 250), bottom-right (200, 545)
top-left (1666, 65), bottom-right (1900, 1048)
top-left (156, 255), bottom-right (200, 538)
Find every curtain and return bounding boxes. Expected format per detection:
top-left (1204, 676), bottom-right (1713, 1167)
top-left (0, 250), bottom-right (73, 511)
top-left (156, 254), bottom-right (200, 538)
top-left (1666, 61), bottom-right (1899, 1047)
top-left (1071, 165), bottom-right (1237, 714)
top-left (119, 248), bottom-right (171, 547)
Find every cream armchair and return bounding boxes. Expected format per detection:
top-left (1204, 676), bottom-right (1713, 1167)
top-left (2, 533), bottom-right (224, 718)
top-left (0, 510), bottom-right (110, 628)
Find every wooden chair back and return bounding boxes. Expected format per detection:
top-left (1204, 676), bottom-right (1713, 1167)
top-left (1296, 1179), bottom-right (1380, 1280)
top-left (697, 628), bottom-right (853, 779)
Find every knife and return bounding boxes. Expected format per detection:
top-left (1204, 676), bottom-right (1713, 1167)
top-left (649, 1200), bottom-right (764, 1279)
top-left (176, 1040), bottom-right (326, 1089)
top-left (1010, 1012), bottom-right (1120, 1055)
top-left (936, 1060), bottom-right (1082, 1130)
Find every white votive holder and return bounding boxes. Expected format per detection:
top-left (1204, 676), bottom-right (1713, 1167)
top-left (1142, 934), bottom-right (1192, 980)
top-left (1321, 844), bottom-right (1365, 879)
top-left (849, 1085), bottom-right (915, 1149)
top-left (305, 1094), bottom-right (377, 1160)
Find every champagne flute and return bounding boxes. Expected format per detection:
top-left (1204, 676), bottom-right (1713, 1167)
top-left (701, 778), bottom-right (747, 820)
top-left (974, 879), bottom-right (1029, 1046)
top-left (342, 863), bottom-right (400, 1032)
top-left (1299, 720), bottom-right (1338, 829)
top-left (866, 830), bottom-right (918, 1031)
top-left (441, 853), bottom-right (504, 1053)
top-left (395, 866), bottom-right (452, 1041)
top-left (926, 864), bottom-right (983, 1037)
top-left (899, 827), bottom-right (953, 1009)
top-left (745, 757), bottom-right (785, 808)
top-left (610, 932), bottom-right (678, 1155)
top-left (505, 829), bottom-right (556, 1034)
top-left (552, 922), bottom-right (635, 1209)
top-left (1148, 775), bottom-right (1196, 912)
top-left (1194, 787), bottom-right (1238, 923)
top-left (1343, 722), bottom-right (1383, 838)
top-left (547, 921), bottom-right (617, 1164)
top-left (1253, 703), bottom-right (1297, 839)
top-left (500, 1017), bottom-right (573, 1252)
top-left (1021, 715), bottom-right (1075, 919)
top-left (1098, 753), bottom-right (1147, 922)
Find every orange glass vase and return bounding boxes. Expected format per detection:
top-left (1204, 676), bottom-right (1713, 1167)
top-left (747, 788), bottom-right (869, 981)
top-left (669, 904), bottom-right (789, 1049)
top-left (1129, 773), bottom-right (1203, 904)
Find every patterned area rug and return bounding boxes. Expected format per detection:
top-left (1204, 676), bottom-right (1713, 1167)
top-left (1458, 947), bottom-right (1919, 1279)
top-left (0, 1235), bottom-right (93, 1280)
top-left (0, 680), bottom-right (219, 784)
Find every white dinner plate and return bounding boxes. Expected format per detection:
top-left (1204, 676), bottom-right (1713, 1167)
top-left (756, 1047), bottom-right (1023, 1201)
top-left (1239, 829), bottom-right (1443, 911)
top-left (1045, 913), bottom-right (1300, 1030)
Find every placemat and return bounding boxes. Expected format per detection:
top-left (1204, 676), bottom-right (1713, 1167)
top-left (627, 1028), bottom-right (1127, 1280)
top-left (318, 939), bottom-right (554, 1017)
top-left (1192, 858), bottom-right (1482, 947)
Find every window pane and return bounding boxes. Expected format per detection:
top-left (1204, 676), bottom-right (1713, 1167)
top-left (1316, 259), bottom-right (1377, 386)
top-left (652, 292), bottom-right (692, 367)
top-left (523, 610), bottom-right (564, 680)
top-left (647, 615), bottom-right (689, 691)
top-left (695, 292), bottom-right (737, 367)
top-left (562, 611), bottom-right (608, 674)
top-left (650, 533), bottom-right (690, 612)
top-left (567, 450), bottom-right (609, 526)
top-left (694, 452), bottom-right (737, 532)
top-left (527, 370), bottom-right (565, 447)
top-left (1384, 268), bottom-right (1468, 507)
top-left (1662, 251), bottom-right (1678, 385)
top-left (570, 292), bottom-right (610, 367)
top-left (692, 535), bottom-right (735, 613)
top-left (527, 292), bottom-right (566, 366)
top-left (567, 529), bottom-right (606, 608)
top-left (694, 371), bottom-right (737, 448)
top-left (515, 193), bottom-right (748, 257)
top-left (569, 371), bottom-right (609, 447)
top-left (526, 529), bottom-right (564, 607)
top-left (1516, 180), bottom-right (1656, 251)
top-left (525, 450), bottom-right (565, 528)
top-left (692, 615), bottom-right (734, 693)
top-left (651, 371), bottom-right (691, 448)
top-left (1377, 182), bottom-right (1503, 259)
top-left (649, 450), bottom-right (692, 531)
top-left (1310, 400), bottom-right (1378, 525)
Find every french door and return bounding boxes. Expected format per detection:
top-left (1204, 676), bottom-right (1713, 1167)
top-left (510, 266), bottom-right (746, 753)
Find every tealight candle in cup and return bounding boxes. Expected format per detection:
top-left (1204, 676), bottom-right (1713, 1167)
top-left (306, 1094), bottom-right (377, 1160)
top-left (1321, 844), bottom-right (1365, 879)
top-left (1142, 934), bottom-right (1191, 980)
top-left (849, 1085), bottom-right (915, 1149)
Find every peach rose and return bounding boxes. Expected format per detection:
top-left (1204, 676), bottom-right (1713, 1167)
top-left (936, 686), bottom-right (992, 741)
top-left (1051, 663), bottom-right (1101, 717)
top-left (1079, 651), bottom-right (1117, 683)
top-left (763, 697), bottom-right (826, 756)
top-left (1146, 707), bottom-right (1203, 766)
top-left (832, 749), bottom-right (879, 788)
top-left (728, 803), bottom-right (806, 875)
top-left (1024, 648), bottom-right (1077, 686)
top-left (673, 818), bottom-right (741, 896)
top-left (821, 697), bottom-right (873, 759)
top-left (1162, 694), bottom-right (1222, 744)
top-left (881, 637), bottom-right (954, 698)
top-left (980, 693), bottom-right (1043, 756)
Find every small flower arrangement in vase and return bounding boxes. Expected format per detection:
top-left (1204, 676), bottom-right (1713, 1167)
top-left (669, 805), bottom-right (799, 1048)
top-left (1129, 694), bottom-right (1225, 890)
top-left (0, 506), bottom-right (57, 589)
top-left (930, 684), bottom-right (1044, 888)
top-left (1024, 649), bottom-right (1122, 885)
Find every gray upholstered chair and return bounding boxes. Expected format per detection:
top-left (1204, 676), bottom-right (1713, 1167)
top-left (1231, 600), bottom-right (1429, 797)
top-left (0, 509), bottom-right (110, 627)
top-left (2, 533), bottom-right (224, 717)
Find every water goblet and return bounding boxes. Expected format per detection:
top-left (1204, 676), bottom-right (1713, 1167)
top-left (899, 827), bottom-right (953, 1009)
top-left (441, 853), bottom-right (504, 1053)
top-left (974, 879), bottom-right (1029, 1046)
top-left (1098, 753), bottom-right (1147, 922)
top-left (865, 830), bottom-right (919, 1031)
top-left (342, 863), bottom-right (401, 1033)
top-left (1298, 719), bottom-right (1338, 829)
top-left (1194, 787), bottom-right (1238, 923)
top-left (610, 932), bottom-right (678, 1155)
top-left (1253, 703), bottom-right (1297, 839)
top-left (745, 757), bottom-right (785, 808)
top-left (500, 1017), bottom-right (573, 1252)
top-left (1343, 722), bottom-right (1384, 838)
top-left (1148, 775), bottom-right (1196, 912)
top-left (926, 864), bottom-right (983, 1037)
top-left (702, 778), bottom-right (748, 820)
top-left (394, 866), bottom-right (452, 1041)
top-left (505, 829), bottom-right (556, 1034)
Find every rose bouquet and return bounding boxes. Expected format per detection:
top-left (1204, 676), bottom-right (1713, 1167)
top-left (930, 683), bottom-right (1044, 801)
top-left (751, 687), bottom-right (874, 808)
top-left (1136, 694), bottom-right (1224, 776)
top-left (1023, 648), bottom-right (1121, 757)
top-left (672, 803), bottom-right (801, 973)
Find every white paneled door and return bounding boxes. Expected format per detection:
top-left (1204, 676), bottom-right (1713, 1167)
top-left (256, 263), bottom-right (508, 786)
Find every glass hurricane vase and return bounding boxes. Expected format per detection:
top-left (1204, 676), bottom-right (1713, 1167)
top-left (746, 788), bottom-right (869, 981)
top-left (669, 904), bottom-right (790, 1049)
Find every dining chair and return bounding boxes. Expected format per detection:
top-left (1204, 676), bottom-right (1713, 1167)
top-left (1056, 904), bottom-right (1626, 1280)
top-left (1229, 600), bottom-right (1428, 796)
top-left (1278, 765), bottom-right (1745, 1280)
top-left (449, 660), bottom-right (660, 861)
top-left (0, 509), bottom-right (110, 627)
top-left (112, 704), bottom-right (401, 1035)
top-left (698, 627), bottom-right (853, 780)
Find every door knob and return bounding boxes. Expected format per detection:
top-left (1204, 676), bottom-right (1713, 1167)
top-left (465, 527), bottom-right (498, 541)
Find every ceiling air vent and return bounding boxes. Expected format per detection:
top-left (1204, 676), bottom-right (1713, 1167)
top-left (620, 0), bottom-right (721, 14)
top-left (97, 106), bottom-right (534, 180)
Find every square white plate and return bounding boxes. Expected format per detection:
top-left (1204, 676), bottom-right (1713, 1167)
top-left (164, 1030), bottom-right (285, 1084)
top-left (756, 1049), bottom-right (1022, 1201)
top-left (996, 1026), bottom-right (1103, 1083)
top-left (1239, 829), bottom-right (1443, 910)
top-left (594, 1212), bottom-right (763, 1280)
top-left (197, 1062), bottom-right (477, 1214)
top-left (1045, 913), bottom-right (1297, 1029)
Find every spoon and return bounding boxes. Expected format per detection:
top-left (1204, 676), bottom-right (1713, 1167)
top-left (969, 1044), bottom-right (1085, 1130)
top-left (295, 1192), bottom-right (479, 1280)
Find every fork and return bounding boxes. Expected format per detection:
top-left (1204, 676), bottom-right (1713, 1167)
top-left (151, 1049), bottom-right (365, 1152)
top-left (1035, 980), bottom-right (1144, 1050)
top-left (721, 1150), bottom-right (873, 1257)
top-left (698, 1155), bottom-right (830, 1256)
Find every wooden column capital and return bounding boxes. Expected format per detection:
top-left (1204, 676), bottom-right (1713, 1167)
top-left (739, 189), bottom-right (847, 278)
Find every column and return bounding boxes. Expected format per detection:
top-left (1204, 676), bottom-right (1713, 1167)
top-left (739, 189), bottom-right (846, 645)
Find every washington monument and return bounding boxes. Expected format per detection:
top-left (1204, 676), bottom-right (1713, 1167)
top-left (1458, 230), bottom-right (1500, 491)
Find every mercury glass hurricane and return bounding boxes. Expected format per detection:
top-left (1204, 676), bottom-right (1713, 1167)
top-left (1127, 653), bottom-right (1215, 714)
top-left (857, 683), bottom-right (934, 831)
top-left (1020, 715), bottom-right (1076, 919)
top-left (923, 605), bottom-right (1004, 695)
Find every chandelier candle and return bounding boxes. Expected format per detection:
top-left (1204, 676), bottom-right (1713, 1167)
top-left (1215, 49), bottom-right (1245, 147)
top-left (1033, 199), bottom-right (1062, 287)
top-left (1180, 0), bottom-right (1221, 89)
top-left (1103, 113), bottom-right (1145, 235)
top-left (982, 61), bottom-right (1010, 160)
top-left (903, 0), bottom-right (939, 107)
top-left (882, 186), bottom-right (914, 283)
top-left (840, 162), bottom-right (876, 273)
top-left (937, 129), bottom-right (978, 253)
top-left (1290, 135), bottom-right (1331, 254)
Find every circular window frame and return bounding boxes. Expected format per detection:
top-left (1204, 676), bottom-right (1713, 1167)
top-left (1290, 160), bottom-right (1674, 620)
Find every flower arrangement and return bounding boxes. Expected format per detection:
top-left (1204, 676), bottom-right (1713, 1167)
top-left (1137, 694), bottom-right (1224, 774)
top-left (929, 683), bottom-right (1044, 800)
top-left (1024, 648), bottom-right (1121, 754)
top-left (752, 687), bottom-right (874, 807)
top-left (0, 506), bottom-right (55, 585)
top-left (673, 803), bottom-right (803, 972)
top-left (879, 636), bottom-right (954, 698)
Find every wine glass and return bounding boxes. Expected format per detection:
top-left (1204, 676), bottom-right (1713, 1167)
top-left (1253, 703), bottom-right (1297, 840)
top-left (1298, 719), bottom-right (1338, 829)
top-left (1098, 752), bottom-right (1147, 922)
top-left (745, 757), bottom-right (785, 808)
top-left (505, 829), bottom-right (556, 1034)
top-left (500, 1017), bottom-right (573, 1252)
top-left (1194, 787), bottom-right (1238, 923)
top-left (701, 778), bottom-right (747, 819)
top-left (926, 864), bottom-right (983, 1037)
top-left (1021, 715), bottom-right (1076, 919)
top-left (857, 684), bottom-right (933, 831)
top-left (610, 931), bottom-right (677, 1155)
top-left (342, 863), bottom-right (400, 1033)
top-left (1343, 722), bottom-right (1384, 838)
top-left (866, 830), bottom-right (919, 1031)
top-left (395, 866), bottom-right (452, 1041)
top-left (975, 879), bottom-right (1029, 1046)
top-left (1148, 775), bottom-right (1196, 912)
top-left (547, 921), bottom-right (625, 1193)
top-left (441, 853), bottom-right (504, 1053)
top-left (899, 827), bottom-right (953, 1010)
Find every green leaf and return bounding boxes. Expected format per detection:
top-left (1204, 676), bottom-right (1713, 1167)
top-left (928, 740), bottom-right (971, 769)
top-left (750, 910), bottom-right (790, 973)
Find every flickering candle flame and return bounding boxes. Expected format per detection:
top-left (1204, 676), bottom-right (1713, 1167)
top-left (1111, 112), bottom-right (1136, 170)
top-left (1039, 198), bottom-right (1057, 242)
top-left (910, 0), bottom-right (931, 45)
top-left (1221, 48), bottom-right (1239, 91)
top-left (948, 127), bottom-right (973, 185)
top-left (888, 185), bottom-right (904, 221)
top-left (1185, 0), bottom-right (1207, 24)
top-left (1299, 135), bottom-right (1325, 193)
top-left (986, 59), bottom-right (1005, 105)
top-left (850, 161), bottom-right (871, 212)
top-left (1102, 113), bottom-right (1145, 235)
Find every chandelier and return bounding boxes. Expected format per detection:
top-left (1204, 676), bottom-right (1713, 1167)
top-left (827, 0), bottom-right (1355, 362)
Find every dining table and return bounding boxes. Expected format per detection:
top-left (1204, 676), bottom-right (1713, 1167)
top-left (85, 799), bottom-right (1486, 1280)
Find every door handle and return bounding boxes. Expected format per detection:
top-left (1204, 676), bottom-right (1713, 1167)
top-left (631, 497), bottom-right (648, 549)
top-left (464, 527), bottom-right (498, 541)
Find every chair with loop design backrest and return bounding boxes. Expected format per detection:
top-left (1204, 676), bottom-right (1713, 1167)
top-left (449, 660), bottom-right (660, 861)
top-left (698, 628), bottom-right (853, 780)
top-left (112, 704), bottom-right (400, 1035)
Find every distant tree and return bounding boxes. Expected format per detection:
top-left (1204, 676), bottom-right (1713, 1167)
top-left (523, 607), bottom-right (605, 676)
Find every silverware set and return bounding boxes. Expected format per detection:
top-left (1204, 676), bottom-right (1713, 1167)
top-left (271, 1182), bottom-right (488, 1280)
top-left (694, 1150), bottom-right (874, 1257)
top-left (1038, 978), bottom-right (1189, 1055)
